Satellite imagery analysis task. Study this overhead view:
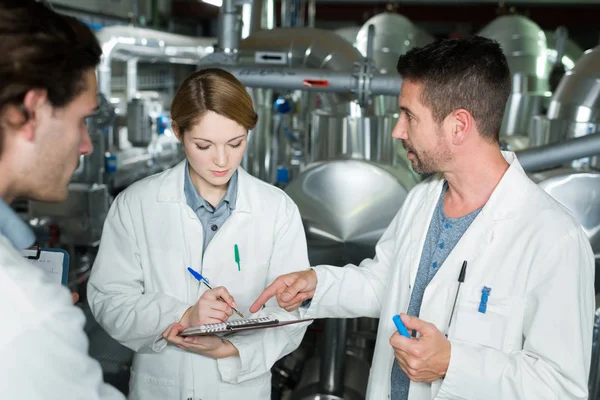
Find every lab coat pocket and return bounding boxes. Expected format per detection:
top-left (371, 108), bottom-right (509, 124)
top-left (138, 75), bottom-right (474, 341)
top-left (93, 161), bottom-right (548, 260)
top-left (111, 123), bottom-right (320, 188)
top-left (219, 372), bottom-right (271, 400)
top-left (451, 289), bottom-right (521, 352)
top-left (129, 352), bottom-right (180, 400)
top-left (129, 369), bottom-right (179, 400)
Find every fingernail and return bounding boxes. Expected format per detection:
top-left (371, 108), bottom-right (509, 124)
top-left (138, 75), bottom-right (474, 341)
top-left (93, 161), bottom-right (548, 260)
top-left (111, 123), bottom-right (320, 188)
top-left (281, 293), bottom-right (291, 301)
top-left (232, 301), bottom-right (238, 309)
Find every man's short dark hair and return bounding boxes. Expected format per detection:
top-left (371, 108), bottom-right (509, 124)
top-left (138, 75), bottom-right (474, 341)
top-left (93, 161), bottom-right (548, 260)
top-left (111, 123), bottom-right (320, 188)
top-left (396, 36), bottom-right (511, 142)
top-left (0, 0), bottom-right (102, 152)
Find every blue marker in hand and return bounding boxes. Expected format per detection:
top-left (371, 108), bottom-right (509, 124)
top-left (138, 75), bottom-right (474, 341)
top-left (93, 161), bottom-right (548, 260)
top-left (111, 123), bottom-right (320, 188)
top-left (393, 314), bottom-right (411, 338)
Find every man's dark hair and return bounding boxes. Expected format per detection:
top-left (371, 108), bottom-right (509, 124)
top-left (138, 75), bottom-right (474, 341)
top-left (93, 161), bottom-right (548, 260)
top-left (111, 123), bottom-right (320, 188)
top-left (0, 0), bottom-right (102, 138)
top-left (396, 36), bottom-right (511, 142)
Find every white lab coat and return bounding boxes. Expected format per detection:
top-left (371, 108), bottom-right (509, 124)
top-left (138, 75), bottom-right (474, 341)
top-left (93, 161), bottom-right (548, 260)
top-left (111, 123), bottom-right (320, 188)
top-left (0, 235), bottom-right (125, 399)
top-left (87, 161), bottom-right (310, 400)
top-left (303, 152), bottom-right (595, 400)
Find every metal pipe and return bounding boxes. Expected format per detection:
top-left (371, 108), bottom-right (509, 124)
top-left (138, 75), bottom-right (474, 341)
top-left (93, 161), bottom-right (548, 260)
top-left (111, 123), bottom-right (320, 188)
top-left (239, 27), bottom-right (364, 106)
top-left (218, 0), bottom-right (242, 52)
top-left (239, 27), bottom-right (362, 71)
top-left (226, 66), bottom-right (354, 92)
top-left (589, 308), bottom-right (600, 400)
top-left (318, 318), bottom-right (346, 396)
top-left (248, 0), bottom-right (263, 35)
top-left (126, 58), bottom-right (138, 101)
top-left (151, 0), bottom-right (159, 28)
top-left (241, 3), bottom-right (253, 39)
top-left (370, 74), bottom-right (403, 96)
top-left (202, 65), bottom-right (402, 97)
top-left (132, 0), bottom-right (140, 23)
top-left (96, 26), bottom-right (215, 98)
top-left (264, 0), bottom-right (275, 29)
top-left (307, 0), bottom-right (316, 27)
top-left (516, 133), bottom-right (600, 172)
top-left (296, 0), bottom-right (306, 27)
top-left (280, 0), bottom-right (292, 28)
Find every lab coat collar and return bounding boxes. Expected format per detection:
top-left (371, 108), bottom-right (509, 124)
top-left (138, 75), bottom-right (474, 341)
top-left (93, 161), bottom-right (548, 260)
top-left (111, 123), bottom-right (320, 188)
top-left (423, 150), bottom-right (525, 222)
top-left (407, 151), bottom-right (530, 288)
top-left (479, 150), bottom-right (526, 222)
top-left (157, 160), bottom-right (253, 213)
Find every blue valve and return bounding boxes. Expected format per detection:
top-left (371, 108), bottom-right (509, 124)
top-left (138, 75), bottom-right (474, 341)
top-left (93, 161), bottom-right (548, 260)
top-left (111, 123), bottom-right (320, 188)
top-left (274, 96), bottom-right (292, 115)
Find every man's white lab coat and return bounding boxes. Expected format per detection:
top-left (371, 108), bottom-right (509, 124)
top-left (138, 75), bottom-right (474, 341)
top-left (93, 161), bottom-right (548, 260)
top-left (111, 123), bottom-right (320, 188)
top-left (304, 152), bottom-right (595, 400)
top-left (0, 236), bottom-right (125, 399)
top-left (88, 161), bottom-right (310, 400)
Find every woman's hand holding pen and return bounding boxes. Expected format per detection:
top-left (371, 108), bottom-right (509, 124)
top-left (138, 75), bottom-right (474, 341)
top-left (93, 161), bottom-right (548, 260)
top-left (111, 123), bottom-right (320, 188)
top-left (163, 286), bottom-right (240, 359)
top-left (180, 286), bottom-right (238, 327)
top-left (250, 269), bottom-right (317, 313)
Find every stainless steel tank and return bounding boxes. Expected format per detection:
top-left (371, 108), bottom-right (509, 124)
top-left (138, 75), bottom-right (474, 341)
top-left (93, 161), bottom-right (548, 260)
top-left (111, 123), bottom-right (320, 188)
top-left (478, 15), bottom-right (550, 138)
top-left (286, 159), bottom-right (417, 400)
top-left (545, 29), bottom-right (583, 74)
top-left (285, 159), bottom-right (417, 266)
top-left (356, 12), bottom-right (433, 75)
top-left (545, 45), bottom-right (600, 144)
top-left (310, 109), bottom-right (404, 167)
top-left (356, 12), bottom-right (433, 115)
top-left (529, 168), bottom-right (600, 257)
top-left (334, 26), bottom-right (360, 47)
top-left (530, 45), bottom-right (600, 168)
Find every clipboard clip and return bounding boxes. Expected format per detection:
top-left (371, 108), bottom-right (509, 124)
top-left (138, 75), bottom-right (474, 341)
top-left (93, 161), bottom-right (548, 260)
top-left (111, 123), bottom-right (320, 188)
top-left (21, 244), bottom-right (41, 260)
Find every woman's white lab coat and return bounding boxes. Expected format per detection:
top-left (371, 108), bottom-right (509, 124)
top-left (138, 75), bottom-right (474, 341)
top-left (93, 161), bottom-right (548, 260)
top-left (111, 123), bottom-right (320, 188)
top-left (303, 152), bottom-right (595, 400)
top-left (87, 161), bottom-right (310, 400)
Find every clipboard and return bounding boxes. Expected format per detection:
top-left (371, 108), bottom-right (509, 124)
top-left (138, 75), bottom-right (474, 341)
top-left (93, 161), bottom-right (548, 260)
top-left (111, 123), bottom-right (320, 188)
top-left (22, 245), bottom-right (70, 286)
top-left (180, 316), bottom-right (314, 337)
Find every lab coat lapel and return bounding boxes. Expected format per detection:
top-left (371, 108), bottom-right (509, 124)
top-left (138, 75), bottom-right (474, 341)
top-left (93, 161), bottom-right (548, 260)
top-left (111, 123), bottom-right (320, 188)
top-left (192, 168), bottom-right (254, 300)
top-left (154, 161), bottom-right (204, 303)
top-left (407, 177), bottom-right (445, 289)
top-left (423, 157), bottom-right (524, 320)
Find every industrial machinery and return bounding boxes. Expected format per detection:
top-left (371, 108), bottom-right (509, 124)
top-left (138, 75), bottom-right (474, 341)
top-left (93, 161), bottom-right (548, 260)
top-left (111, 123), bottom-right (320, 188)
top-left (535, 45), bottom-right (600, 151)
top-left (14, 1), bottom-right (600, 398)
top-left (355, 12), bottom-right (433, 116)
top-left (478, 14), bottom-right (551, 144)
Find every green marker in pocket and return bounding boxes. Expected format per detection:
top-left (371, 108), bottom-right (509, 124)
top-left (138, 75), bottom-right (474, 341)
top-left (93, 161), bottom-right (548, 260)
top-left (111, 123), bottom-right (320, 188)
top-left (234, 244), bottom-right (241, 271)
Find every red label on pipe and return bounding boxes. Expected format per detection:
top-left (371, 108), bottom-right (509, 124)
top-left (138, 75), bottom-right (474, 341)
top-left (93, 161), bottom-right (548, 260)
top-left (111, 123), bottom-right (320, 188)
top-left (303, 79), bottom-right (329, 87)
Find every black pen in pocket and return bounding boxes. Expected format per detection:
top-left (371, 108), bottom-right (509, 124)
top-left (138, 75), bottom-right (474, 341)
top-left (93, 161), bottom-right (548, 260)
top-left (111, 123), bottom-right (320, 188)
top-left (445, 260), bottom-right (467, 338)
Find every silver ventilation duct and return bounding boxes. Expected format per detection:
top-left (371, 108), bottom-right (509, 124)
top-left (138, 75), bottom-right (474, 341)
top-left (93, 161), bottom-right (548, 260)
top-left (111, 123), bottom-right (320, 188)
top-left (96, 26), bottom-right (216, 99)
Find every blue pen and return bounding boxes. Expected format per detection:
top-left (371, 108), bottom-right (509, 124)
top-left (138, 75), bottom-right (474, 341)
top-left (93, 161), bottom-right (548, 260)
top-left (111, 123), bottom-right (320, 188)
top-left (187, 267), bottom-right (245, 318)
top-left (392, 314), bottom-right (411, 338)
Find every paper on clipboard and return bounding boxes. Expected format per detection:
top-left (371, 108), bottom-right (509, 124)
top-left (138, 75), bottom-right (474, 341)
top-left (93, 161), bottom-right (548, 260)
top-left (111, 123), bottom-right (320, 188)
top-left (180, 316), bottom-right (314, 337)
top-left (23, 247), bottom-right (70, 286)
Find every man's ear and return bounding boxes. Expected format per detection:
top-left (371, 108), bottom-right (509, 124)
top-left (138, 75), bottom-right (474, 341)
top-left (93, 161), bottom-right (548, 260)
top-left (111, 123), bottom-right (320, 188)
top-left (10, 89), bottom-right (49, 142)
top-left (449, 108), bottom-right (473, 146)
